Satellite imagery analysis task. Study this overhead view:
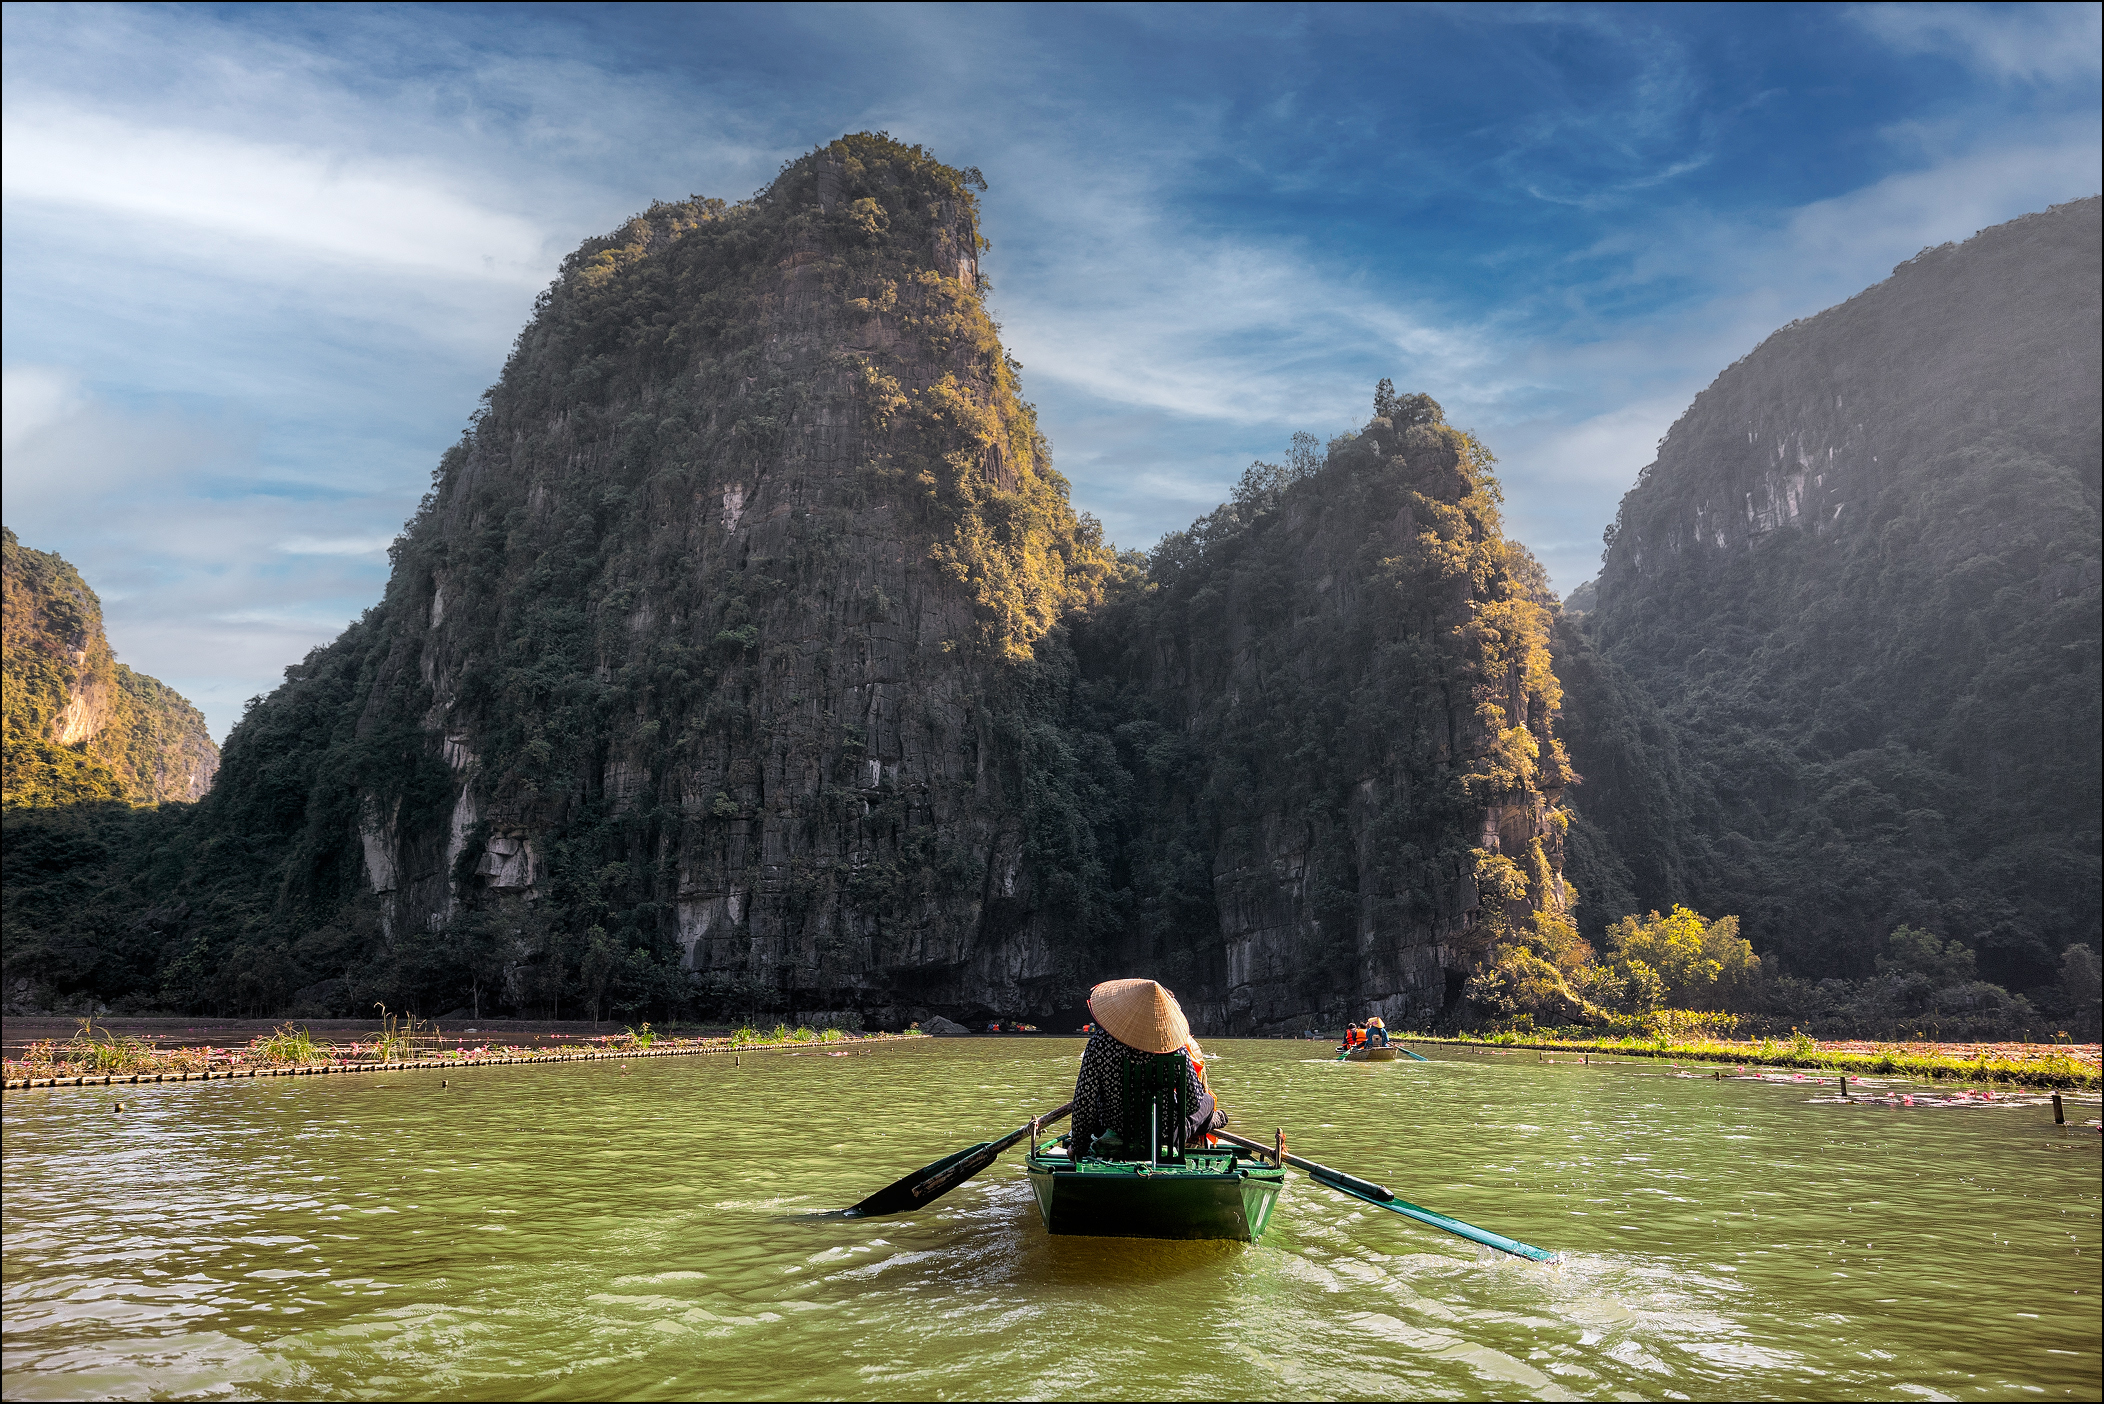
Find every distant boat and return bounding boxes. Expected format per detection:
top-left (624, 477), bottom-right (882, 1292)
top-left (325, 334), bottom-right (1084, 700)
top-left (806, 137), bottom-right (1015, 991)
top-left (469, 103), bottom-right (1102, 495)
top-left (1341, 1045), bottom-right (1402, 1062)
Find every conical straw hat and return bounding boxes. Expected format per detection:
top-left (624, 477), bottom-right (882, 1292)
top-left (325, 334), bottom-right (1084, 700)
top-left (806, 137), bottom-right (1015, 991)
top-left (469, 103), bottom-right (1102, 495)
top-left (1087, 978), bottom-right (1190, 1054)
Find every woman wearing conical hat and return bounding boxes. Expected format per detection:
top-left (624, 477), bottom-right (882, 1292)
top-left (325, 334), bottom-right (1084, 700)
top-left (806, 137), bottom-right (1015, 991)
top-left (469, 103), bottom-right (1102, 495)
top-left (1071, 978), bottom-right (1227, 1157)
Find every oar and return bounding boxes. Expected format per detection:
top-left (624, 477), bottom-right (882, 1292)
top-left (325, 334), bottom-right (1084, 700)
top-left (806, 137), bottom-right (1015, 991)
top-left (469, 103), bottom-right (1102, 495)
top-left (847, 1100), bottom-right (1073, 1217)
top-left (1336, 1043), bottom-right (1429, 1061)
top-left (1213, 1129), bottom-right (1559, 1263)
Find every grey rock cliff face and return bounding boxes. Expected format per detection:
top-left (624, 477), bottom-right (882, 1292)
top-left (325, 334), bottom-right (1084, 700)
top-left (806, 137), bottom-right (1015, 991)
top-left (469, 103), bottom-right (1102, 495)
top-left (1080, 407), bottom-right (1575, 1035)
top-left (325, 137), bottom-right (1110, 1022)
top-left (187, 138), bottom-right (1572, 1031)
top-left (1604, 198), bottom-right (2101, 576)
top-left (1571, 197), bottom-right (2101, 983)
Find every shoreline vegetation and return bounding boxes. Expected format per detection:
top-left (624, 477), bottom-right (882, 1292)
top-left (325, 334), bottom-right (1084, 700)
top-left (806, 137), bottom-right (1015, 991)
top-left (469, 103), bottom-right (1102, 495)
top-left (2, 1019), bottom-right (927, 1089)
top-left (1409, 1030), bottom-right (2102, 1089)
top-left (8, 1015), bottom-right (2096, 1091)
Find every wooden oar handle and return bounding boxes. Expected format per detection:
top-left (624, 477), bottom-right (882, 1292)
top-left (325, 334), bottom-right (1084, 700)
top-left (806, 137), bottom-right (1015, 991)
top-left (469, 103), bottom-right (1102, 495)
top-left (1215, 1128), bottom-right (1291, 1164)
top-left (998, 1100), bottom-right (1073, 1151)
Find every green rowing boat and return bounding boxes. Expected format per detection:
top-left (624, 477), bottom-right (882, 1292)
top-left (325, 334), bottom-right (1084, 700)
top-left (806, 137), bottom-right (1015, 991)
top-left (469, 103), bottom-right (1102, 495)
top-left (1023, 1047), bottom-right (1286, 1241)
top-left (1024, 1139), bottom-right (1286, 1240)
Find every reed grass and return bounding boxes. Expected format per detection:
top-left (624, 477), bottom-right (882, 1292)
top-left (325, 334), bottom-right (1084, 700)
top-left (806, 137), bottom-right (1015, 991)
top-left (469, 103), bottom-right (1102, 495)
top-left (1411, 1030), bottom-right (2101, 1088)
top-left (5, 1023), bottom-right (923, 1081)
top-left (249, 1023), bottom-right (332, 1065)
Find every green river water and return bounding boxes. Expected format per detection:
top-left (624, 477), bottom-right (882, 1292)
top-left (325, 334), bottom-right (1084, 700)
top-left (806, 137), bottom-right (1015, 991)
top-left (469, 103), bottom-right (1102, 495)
top-left (2, 1038), bottom-right (2097, 1401)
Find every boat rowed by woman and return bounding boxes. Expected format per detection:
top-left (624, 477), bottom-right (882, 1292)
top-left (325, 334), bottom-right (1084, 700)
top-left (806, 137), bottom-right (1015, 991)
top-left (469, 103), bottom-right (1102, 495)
top-left (1025, 979), bottom-right (1286, 1241)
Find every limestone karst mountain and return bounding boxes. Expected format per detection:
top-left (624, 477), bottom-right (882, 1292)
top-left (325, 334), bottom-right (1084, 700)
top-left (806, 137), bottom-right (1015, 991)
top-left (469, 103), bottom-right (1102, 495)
top-left (2, 526), bottom-right (218, 808)
top-left (0, 135), bottom-right (1574, 1028)
top-left (1074, 391), bottom-right (1573, 1032)
top-left (1559, 197), bottom-right (2102, 991)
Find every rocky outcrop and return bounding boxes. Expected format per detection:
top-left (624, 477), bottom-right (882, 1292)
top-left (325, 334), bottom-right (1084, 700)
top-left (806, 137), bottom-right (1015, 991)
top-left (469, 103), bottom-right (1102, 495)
top-left (1079, 392), bottom-right (1575, 1034)
top-left (1570, 197), bottom-right (2102, 986)
top-left (193, 135), bottom-right (1114, 1022)
top-left (1, 525), bottom-right (218, 807)
top-left (8, 137), bottom-right (1575, 1029)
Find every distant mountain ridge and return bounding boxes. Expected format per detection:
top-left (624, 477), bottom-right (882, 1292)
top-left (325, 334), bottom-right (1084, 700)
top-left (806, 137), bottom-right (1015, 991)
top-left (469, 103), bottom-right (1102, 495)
top-left (1560, 197), bottom-right (2102, 990)
top-left (2, 526), bottom-right (219, 808)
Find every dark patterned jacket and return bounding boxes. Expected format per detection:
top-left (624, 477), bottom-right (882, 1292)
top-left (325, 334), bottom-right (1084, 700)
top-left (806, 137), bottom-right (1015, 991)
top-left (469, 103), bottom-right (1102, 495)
top-left (1070, 1030), bottom-right (1224, 1155)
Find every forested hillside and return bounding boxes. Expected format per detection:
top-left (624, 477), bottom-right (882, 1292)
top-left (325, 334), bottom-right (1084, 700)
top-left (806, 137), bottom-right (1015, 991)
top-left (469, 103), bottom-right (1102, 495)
top-left (2, 526), bottom-right (218, 808)
top-left (1073, 391), bottom-right (1574, 1031)
top-left (2, 136), bottom-right (1574, 1030)
top-left (1561, 198), bottom-right (2101, 1002)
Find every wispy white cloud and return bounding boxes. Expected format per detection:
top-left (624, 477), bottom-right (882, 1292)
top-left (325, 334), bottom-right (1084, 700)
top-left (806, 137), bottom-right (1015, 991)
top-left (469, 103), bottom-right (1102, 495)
top-left (2, 0), bottom-right (2098, 724)
top-left (2, 371), bottom-right (407, 728)
top-left (1849, 2), bottom-right (2104, 84)
top-left (991, 107), bottom-right (2102, 587)
top-left (1, 106), bottom-right (555, 284)
top-left (1, 365), bottom-right (85, 453)
top-left (276, 535), bottom-right (396, 556)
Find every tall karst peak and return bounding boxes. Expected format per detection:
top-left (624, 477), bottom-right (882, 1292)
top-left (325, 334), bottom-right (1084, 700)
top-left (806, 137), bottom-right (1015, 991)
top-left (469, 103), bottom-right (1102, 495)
top-left (197, 133), bottom-right (1116, 1022)
top-left (7, 137), bottom-right (1577, 1031)
top-left (1563, 195), bottom-right (2100, 988)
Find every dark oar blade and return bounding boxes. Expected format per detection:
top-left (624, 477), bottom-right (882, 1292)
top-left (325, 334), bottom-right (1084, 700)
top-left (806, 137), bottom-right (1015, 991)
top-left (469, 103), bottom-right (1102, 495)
top-left (847, 1100), bottom-right (1074, 1218)
top-left (848, 1143), bottom-right (997, 1217)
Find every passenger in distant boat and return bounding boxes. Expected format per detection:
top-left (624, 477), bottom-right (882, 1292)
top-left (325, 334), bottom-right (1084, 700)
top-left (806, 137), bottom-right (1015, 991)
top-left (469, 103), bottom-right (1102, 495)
top-left (1070, 979), bottom-right (1227, 1158)
top-left (1366, 1017), bottom-right (1389, 1048)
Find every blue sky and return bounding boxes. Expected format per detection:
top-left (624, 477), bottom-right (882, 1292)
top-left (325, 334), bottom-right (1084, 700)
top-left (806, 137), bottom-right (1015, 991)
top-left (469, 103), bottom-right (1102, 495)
top-left (4, 2), bottom-right (2099, 738)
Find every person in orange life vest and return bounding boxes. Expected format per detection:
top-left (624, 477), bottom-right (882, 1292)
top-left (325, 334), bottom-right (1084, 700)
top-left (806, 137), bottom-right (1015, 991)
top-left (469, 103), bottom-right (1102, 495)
top-left (1341, 1022), bottom-right (1366, 1052)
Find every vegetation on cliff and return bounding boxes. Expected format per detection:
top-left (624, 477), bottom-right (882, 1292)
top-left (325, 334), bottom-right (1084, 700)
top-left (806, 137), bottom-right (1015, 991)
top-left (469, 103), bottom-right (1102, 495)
top-left (1, 139), bottom-right (1579, 1030)
top-left (1073, 385), bottom-right (1577, 1027)
top-left (1558, 198), bottom-right (2101, 1029)
top-left (2, 526), bottom-right (218, 809)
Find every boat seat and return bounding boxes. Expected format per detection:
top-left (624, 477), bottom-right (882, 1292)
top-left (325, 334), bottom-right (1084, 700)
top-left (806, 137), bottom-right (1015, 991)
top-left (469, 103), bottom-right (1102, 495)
top-left (1099, 1050), bottom-right (1193, 1163)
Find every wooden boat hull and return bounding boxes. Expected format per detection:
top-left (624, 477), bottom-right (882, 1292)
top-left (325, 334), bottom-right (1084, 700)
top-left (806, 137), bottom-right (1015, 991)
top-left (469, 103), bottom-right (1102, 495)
top-left (1025, 1149), bottom-right (1285, 1241)
top-left (1344, 1046), bottom-right (1401, 1061)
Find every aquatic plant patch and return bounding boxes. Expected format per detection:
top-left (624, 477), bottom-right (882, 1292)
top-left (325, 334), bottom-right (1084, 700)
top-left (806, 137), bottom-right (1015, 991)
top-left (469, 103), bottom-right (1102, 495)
top-left (4, 1025), bottom-right (922, 1084)
top-left (1406, 1031), bottom-right (2100, 1088)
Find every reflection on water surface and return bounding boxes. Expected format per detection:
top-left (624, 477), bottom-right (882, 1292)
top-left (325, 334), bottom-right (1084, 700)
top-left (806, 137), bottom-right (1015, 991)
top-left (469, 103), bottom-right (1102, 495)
top-left (3, 1038), bottom-right (2097, 1400)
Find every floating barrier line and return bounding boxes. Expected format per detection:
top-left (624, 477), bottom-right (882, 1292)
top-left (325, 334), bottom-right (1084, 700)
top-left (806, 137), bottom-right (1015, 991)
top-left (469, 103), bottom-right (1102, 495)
top-left (0, 1032), bottom-right (925, 1093)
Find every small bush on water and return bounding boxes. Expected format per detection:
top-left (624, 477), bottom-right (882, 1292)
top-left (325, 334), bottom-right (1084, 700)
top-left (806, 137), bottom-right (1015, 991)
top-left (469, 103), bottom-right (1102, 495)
top-left (251, 1024), bottom-right (328, 1066)
top-left (64, 1021), bottom-right (158, 1073)
top-left (371, 1004), bottom-right (427, 1061)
